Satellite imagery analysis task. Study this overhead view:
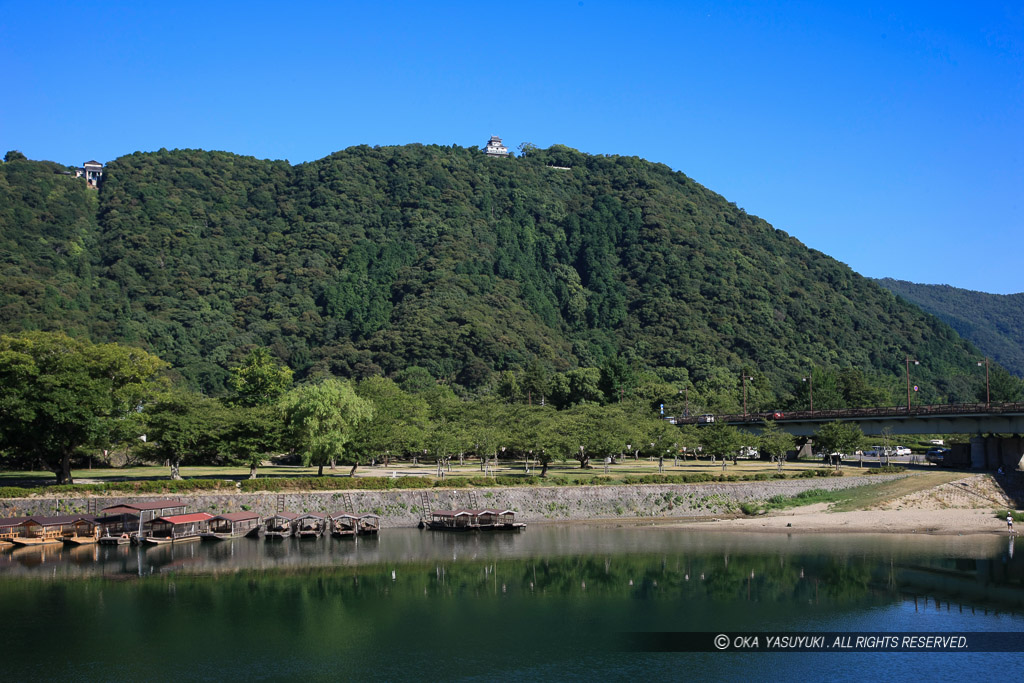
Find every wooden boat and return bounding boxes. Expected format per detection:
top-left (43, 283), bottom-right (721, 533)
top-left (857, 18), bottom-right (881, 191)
top-left (11, 515), bottom-right (97, 546)
top-left (330, 512), bottom-right (380, 537)
top-left (96, 512), bottom-right (140, 545)
top-left (99, 533), bottom-right (132, 546)
top-left (264, 512), bottom-right (301, 540)
top-left (426, 509), bottom-right (526, 532)
top-left (143, 513), bottom-right (213, 545)
top-left (294, 513), bottom-right (327, 539)
top-left (201, 512), bottom-right (262, 540)
top-left (61, 518), bottom-right (101, 545)
top-left (0, 516), bottom-right (33, 547)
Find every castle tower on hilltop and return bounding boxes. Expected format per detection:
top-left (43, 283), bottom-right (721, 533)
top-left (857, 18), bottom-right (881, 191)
top-left (484, 135), bottom-right (509, 156)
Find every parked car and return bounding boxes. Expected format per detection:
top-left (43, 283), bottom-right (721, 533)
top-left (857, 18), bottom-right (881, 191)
top-left (925, 448), bottom-right (950, 464)
top-left (893, 446), bottom-right (912, 457)
top-left (864, 446), bottom-right (885, 458)
top-left (698, 414), bottom-right (715, 424)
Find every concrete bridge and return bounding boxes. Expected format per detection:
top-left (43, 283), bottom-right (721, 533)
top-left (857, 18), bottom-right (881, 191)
top-left (675, 402), bottom-right (1024, 437)
top-left (674, 402), bottom-right (1024, 470)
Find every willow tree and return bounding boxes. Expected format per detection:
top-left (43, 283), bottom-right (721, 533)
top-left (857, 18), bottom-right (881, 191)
top-left (0, 331), bottom-right (167, 484)
top-left (281, 378), bottom-right (374, 476)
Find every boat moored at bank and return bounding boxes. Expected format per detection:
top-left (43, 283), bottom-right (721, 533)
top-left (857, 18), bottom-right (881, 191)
top-left (426, 509), bottom-right (525, 532)
top-left (330, 512), bottom-right (380, 537)
top-left (143, 513), bottom-right (214, 545)
top-left (201, 512), bottom-right (263, 540)
top-left (264, 512), bottom-right (301, 540)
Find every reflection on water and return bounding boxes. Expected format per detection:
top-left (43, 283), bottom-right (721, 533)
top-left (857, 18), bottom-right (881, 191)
top-left (1, 528), bottom-right (1022, 680)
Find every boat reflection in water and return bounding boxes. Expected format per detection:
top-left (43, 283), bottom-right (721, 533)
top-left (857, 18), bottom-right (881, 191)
top-left (1, 527), bottom-right (1023, 681)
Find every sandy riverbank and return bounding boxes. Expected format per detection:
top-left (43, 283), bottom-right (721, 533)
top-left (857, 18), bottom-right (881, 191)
top-left (666, 473), bottom-right (1018, 535)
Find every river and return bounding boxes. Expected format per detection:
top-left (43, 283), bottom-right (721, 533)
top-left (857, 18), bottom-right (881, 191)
top-left (2, 526), bottom-right (1021, 680)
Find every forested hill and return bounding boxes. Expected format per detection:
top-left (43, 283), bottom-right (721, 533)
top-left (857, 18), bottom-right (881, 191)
top-left (877, 278), bottom-right (1024, 378)
top-left (0, 144), bottom-right (993, 408)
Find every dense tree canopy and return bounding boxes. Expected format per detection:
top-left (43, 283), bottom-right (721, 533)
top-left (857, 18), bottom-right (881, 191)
top-left (0, 146), bottom-right (1011, 414)
top-left (0, 331), bottom-right (167, 483)
top-left (879, 278), bottom-right (1024, 378)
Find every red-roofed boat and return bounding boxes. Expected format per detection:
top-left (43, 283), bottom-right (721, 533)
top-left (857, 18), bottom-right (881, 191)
top-left (143, 513), bottom-right (214, 545)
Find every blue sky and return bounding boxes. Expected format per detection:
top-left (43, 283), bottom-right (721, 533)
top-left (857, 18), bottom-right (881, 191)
top-left (2, 1), bottom-right (1021, 294)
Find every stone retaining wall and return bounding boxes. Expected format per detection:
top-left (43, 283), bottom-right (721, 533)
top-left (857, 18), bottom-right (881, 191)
top-left (0, 475), bottom-right (901, 527)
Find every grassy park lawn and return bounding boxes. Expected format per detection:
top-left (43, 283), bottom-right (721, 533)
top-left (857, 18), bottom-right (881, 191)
top-left (0, 455), bottom-right (914, 489)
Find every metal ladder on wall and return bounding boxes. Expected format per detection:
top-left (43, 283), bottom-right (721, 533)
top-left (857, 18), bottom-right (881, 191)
top-left (467, 491), bottom-right (479, 509)
top-left (420, 492), bottom-right (433, 519)
top-left (276, 495), bottom-right (285, 513)
top-left (342, 492), bottom-right (355, 512)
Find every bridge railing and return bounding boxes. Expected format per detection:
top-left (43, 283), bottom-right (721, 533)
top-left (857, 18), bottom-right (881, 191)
top-left (674, 402), bottom-right (1024, 425)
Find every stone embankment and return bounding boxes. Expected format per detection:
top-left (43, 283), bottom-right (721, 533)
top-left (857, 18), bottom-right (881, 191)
top-left (0, 475), bottom-right (900, 527)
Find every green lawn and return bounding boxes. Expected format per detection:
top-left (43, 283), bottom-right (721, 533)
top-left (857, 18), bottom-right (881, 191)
top-left (0, 456), bottom-right (914, 488)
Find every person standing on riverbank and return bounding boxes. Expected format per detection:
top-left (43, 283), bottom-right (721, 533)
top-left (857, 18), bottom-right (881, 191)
top-left (1008, 514), bottom-right (1015, 533)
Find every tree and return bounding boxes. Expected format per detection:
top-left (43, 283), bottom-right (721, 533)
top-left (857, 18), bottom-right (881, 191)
top-left (599, 354), bottom-right (635, 404)
top-left (4, 150), bottom-right (27, 162)
top-left (0, 332), bottom-right (167, 484)
top-left (517, 142), bottom-right (538, 156)
top-left (758, 420), bottom-right (795, 471)
top-left (144, 390), bottom-right (229, 479)
top-left (496, 370), bottom-right (523, 403)
top-left (553, 403), bottom-right (629, 469)
top-left (697, 421), bottom-right (743, 463)
top-left (813, 420), bottom-right (864, 467)
top-left (222, 404), bottom-right (285, 479)
top-left (281, 379), bottom-right (374, 476)
top-left (521, 358), bottom-right (550, 405)
top-left (352, 376), bottom-right (428, 465)
top-left (987, 365), bottom-right (1023, 403)
top-left (229, 348), bottom-right (293, 407)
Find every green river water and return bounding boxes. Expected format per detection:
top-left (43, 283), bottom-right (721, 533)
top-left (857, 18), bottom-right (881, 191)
top-left (2, 526), bottom-right (1022, 681)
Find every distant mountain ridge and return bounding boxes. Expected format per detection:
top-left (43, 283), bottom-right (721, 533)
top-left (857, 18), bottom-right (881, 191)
top-left (876, 278), bottom-right (1024, 377)
top-left (0, 144), bottom-right (990, 407)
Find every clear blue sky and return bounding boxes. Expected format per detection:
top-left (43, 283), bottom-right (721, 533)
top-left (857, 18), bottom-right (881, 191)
top-left (2, 1), bottom-right (1021, 294)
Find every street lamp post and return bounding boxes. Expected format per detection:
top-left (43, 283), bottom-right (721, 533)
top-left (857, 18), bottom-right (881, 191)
top-left (742, 375), bottom-right (754, 418)
top-left (905, 356), bottom-right (919, 410)
top-left (977, 357), bottom-right (990, 407)
top-left (802, 373), bottom-right (814, 414)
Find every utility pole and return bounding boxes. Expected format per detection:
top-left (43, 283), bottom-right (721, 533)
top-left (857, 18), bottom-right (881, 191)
top-left (905, 356), bottom-right (919, 410)
top-left (802, 373), bottom-right (813, 414)
top-left (742, 375), bottom-right (753, 418)
top-left (978, 358), bottom-right (990, 407)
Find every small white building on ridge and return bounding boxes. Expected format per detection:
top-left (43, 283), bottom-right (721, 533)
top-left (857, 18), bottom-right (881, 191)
top-left (75, 160), bottom-right (104, 188)
top-left (484, 135), bottom-right (509, 156)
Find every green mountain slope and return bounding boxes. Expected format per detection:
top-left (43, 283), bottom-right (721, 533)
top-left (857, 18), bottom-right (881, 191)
top-left (0, 145), bottom-right (990, 406)
top-left (877, 278), bottom-right (1024, 378)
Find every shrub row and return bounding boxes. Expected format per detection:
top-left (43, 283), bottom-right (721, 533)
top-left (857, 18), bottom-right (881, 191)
top-left (0, 479), bottom-right (235, 499)
top-left (865, 465), bottom-right (907, 474)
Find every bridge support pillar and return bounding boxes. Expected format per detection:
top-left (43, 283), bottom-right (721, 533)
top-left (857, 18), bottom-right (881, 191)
top-left (1000, 435), bottom-right (1024, 472)
top-left (985, 437), bottom-right (1001, 469)
top-left (970, 436), bottom-right (986, 469)
top-left (795, 438), bottom-right (814, 460)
